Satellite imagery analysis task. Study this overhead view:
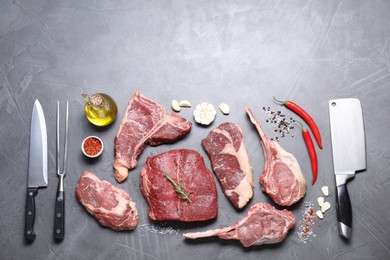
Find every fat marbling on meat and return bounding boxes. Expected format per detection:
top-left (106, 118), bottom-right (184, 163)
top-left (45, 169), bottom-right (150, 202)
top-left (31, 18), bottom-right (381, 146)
top-left (76, 171), bottom-right (138, 231)
top-left (113, 92), bottom-right (192, 183)
top-left (184, 202), bottom-right (295, 247)
top-left (202, 122), bottom-right (253, 209)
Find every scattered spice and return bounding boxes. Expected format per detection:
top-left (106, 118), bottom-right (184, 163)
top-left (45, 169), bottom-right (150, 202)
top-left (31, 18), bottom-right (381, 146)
top-left (297, 202), bottom-right (317, 243)
top-left (261, 106), bottom-right (296, 140)
top-left (83, 137), bottom-right (102, 156)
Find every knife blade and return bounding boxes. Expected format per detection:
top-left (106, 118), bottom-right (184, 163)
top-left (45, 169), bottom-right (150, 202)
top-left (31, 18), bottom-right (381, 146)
top-left (25, 99), bottom-right (48, 241)
top-left (329, 98), bottom-right (366, 239)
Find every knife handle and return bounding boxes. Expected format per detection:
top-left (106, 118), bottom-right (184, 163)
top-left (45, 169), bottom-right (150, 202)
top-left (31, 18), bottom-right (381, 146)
top-left (336, 183), bottom-right (352, 239)
top-left (54, 190), bottom-right (65, 240)
top-left (25, 187), bottom-right (38, 241)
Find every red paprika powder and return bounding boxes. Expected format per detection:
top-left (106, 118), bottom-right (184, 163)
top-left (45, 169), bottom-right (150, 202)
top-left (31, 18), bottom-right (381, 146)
top-left (83, 137), bottom-right (102, 156)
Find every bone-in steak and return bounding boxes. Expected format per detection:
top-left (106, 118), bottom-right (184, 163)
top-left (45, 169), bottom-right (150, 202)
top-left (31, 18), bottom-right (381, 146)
top-left (113, 92), bottom-right (192, 183)
top-left (246, 108), bottom-right (306, 206)
top-left (184, 202), bottom-right (295, 247)
top-left (202, 122), bottom-right (253, 209)
top-left (75, 171), bottom-right (138, 231)
top-left (140, 149), bottom-right (218, 222)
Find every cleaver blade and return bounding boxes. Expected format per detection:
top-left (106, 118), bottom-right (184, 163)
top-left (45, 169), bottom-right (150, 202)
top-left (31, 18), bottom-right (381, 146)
top-left (329, 98), bottom-right (366, 239)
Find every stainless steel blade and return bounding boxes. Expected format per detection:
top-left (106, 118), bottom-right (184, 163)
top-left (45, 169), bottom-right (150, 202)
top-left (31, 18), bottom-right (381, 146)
top-left (329, 98), bottom-right (366, 178)
top-left (28, 99), bottom-right (48, 188)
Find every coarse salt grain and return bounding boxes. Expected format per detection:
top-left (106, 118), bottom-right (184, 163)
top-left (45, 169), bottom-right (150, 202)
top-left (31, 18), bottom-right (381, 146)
top-left (297, 202), bottom-right (317, 243)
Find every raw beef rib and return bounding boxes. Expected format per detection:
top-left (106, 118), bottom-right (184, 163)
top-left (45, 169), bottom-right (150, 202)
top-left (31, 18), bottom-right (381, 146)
top-left (184, 202), bottom-right (295, 247)
top-left (140, 149), bottom-right (218, 222)
top-left (246, 107), bottom-right (306, 206)
top-left (202, 122), bottom-right (253, 209)
top-left (114, 92), bottom-right (192, 183)
top-left (75, 171), bottom-right (138, 231)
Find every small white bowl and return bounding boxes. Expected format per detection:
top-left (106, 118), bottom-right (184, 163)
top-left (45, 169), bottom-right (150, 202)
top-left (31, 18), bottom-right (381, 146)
top-left (81, 136), bottom-right (104, 158)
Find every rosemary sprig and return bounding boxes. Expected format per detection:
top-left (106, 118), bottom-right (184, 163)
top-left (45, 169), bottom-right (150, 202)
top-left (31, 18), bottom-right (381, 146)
top-left (164, 173), bottom-right (192, 202)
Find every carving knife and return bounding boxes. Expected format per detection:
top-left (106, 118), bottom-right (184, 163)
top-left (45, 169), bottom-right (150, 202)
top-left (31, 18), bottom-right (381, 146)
top-left (25, 99), bottom-right (48, 241)
top-left (329, 98), bottom-right (366, 239)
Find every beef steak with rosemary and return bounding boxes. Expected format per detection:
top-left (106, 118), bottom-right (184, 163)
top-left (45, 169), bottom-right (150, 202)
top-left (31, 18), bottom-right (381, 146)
top-left (140, 149), bottom-right (218, 222)
top-left (113, 92), bottom-right (192, 183)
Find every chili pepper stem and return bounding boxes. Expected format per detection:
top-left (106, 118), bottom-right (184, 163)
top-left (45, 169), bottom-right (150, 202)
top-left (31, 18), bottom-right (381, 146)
top-left (273, 96), bottom-right (287, 105)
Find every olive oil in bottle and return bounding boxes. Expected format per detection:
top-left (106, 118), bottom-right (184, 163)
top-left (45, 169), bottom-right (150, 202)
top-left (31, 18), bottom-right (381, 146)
top-left (82, 93), bottom-right (117, 126)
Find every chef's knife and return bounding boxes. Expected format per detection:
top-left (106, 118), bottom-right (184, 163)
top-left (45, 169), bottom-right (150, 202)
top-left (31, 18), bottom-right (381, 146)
top-left (25, 99), bottom-right (48, 241)
top-left (329, 98), bottom-right (366, 239)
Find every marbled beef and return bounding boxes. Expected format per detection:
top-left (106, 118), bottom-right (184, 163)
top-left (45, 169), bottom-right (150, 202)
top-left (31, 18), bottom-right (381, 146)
top-left (114, 92), bottom-right (192, 183)
top-left (202, 122), bottom-right (253, 209)
top-left (76, 171), bottom-right (138, 230)
top-left (184, 202), bottom-right (295, 247)
top-left (246, 108), bottom-right (306, 206)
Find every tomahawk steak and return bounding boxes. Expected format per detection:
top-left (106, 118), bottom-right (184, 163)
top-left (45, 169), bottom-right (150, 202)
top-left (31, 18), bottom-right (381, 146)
top-left (114, 92), bottom-right (192, 183)
top-left (246, 108), bottom-right (306, 206)
top-left (202, 122), bottom-right (253, 209)
top-left (140, 149), bottom-right (218, 222)
top-left (184, 202), bottom-right (295, 247)
top-left (75, 171), bottom-right (138, 231)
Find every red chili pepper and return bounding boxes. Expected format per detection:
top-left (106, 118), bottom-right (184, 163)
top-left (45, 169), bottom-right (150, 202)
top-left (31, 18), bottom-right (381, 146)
top-left (273, 97), bottom-right (323, 149)
top-left (298, 121), bottom-right (318, 185)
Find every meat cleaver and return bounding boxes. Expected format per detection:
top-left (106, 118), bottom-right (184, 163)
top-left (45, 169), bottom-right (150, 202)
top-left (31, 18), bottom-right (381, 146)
top-left (329, 98), bottom-right (366, 239)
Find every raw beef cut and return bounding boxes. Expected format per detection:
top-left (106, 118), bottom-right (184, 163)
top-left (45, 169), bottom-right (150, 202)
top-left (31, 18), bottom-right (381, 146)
top-left (202, 122), bottom-right (253, 209)
top-left (114, 92), bottom-right (192, 183)
top-left (246, 108), bottom-right (306, 206)
top-left (75, 171), bottom-right (138, 231)
top-left (140, 149), bottom-right (218, 222)
top-left (184, 202), bottom-right (295, 247)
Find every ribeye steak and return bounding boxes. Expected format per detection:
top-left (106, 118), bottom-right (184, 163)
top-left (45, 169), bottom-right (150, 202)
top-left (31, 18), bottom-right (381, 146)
top-left (246, 107), bottom-right (306, 206)
top-left (202, 122), bottom-right (253, 209)
top-left (140, 149), bottom-right (218, 222)
top-left (75, 171), bottom-right (138, 230)
top-left (184, 202), bottom-right (295, 247)
top-left (114, 92), bottom-right (192, 183)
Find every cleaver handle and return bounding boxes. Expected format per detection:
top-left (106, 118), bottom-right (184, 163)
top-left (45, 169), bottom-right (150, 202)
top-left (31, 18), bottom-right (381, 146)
top-left (336, 183), bottom-right (352, 239)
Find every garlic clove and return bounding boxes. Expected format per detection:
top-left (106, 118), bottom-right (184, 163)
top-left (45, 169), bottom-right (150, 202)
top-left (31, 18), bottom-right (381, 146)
top-left (179, 100), bottom-right (192, 107)
top-left (316, 210), bottom-right (324, 219)
top-left (317, 197), bottom-right (324, 207)
top-left (219, 103), bottom-right (230, 115)
top-left (322, 186), bottom-right (329, 197)
top-left (321, 202), bottom-right (331, 213)
top-left (171, 99), bottom-right (181, 112)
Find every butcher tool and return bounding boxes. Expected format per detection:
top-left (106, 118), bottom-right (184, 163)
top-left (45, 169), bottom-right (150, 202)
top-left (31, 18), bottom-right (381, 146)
top-left (329, 98), bottom-right (366, 239)
top-left (54, 101), bottom-right (68, 240)
top-left (25, 99), bottom-right (48, 241)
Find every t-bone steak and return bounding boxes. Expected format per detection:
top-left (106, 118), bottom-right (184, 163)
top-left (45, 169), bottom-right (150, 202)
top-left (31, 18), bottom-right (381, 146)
top-left (140, 149), bottom-right (218, 222)
top-left (202, 122), bottom-right (253, 209)
top-left (246, 107), bottom-right (306, 206)
top-left (184, 202), bottom-right (295, 247)
top-left (75, 171), bottom-right (138, 230)
top-left (114, 92), bottom-right (192, 183)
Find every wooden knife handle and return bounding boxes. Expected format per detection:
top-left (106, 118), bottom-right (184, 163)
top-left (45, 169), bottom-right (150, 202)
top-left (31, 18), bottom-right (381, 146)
top-left (336, 183), bottom-right (352, 239)
top-left (54, 190), bottom-right (65, 240)
top-left (25, 187), bottom-right (38, 241)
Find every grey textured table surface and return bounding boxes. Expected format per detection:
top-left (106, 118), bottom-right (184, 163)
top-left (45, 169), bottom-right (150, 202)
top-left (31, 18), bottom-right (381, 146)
top-left (1, 0), bottom-right (390, 259)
